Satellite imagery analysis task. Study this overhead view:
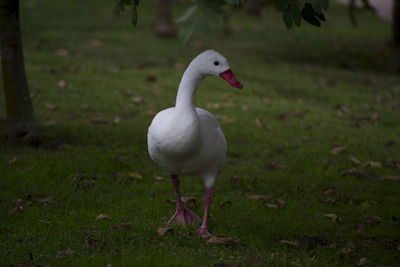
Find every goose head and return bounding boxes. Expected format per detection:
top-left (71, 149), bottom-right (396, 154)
top-left (192, 50), bottom-right (243, 89)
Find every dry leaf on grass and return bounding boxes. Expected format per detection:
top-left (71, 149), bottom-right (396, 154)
top-left (341, 168), bottom-right (366, 178)
top-left (350, 156), bottom-right (361, 165)
top-left (254, 119), bottom-right (262, 128)
top-left (205, 235), bottom-right (237, 245)
top-left (85, 237), bottom-right (106, 248)
top-left (8, 156), bottom-right (18, 165)
top-left (362, 161), bottom-right (381, 168)
top-left (42, 102), bottom-right (57, 111)
top-left (111, 222), bottom-right (132, 231)
top-left (279, 239), bottom-right (300, 247)
top-left (339, 247), bottom-right (357, 259)
top-left (330, 146), bottom-right (347, 156)
top-left (35, 196), bottom-right (53, 205)
top-left (154, 176), bottom-right (164, 181)
top-left (265, 162), bottom-right (287, 170)
top-left (55, 48), bottom-right (69, 56)
top-left (57, 80), bottom-right (69, 89)
top-left (57, 248), bottom-right (75, 259)
top-left (323, 213), bottom-right (342, 222)
top-left (91, 116), bottom-right (109, 124)
top-left (363, 215), bottom-right (381, 226)
top-left (358, 257), bottom-right (368, 266)
top-left (381, 175), bottom-right (400, 181)
top-left (132, 96), bottom-right (144, 104)
top-left (96, 213), bottom-right (112, 221)
top-left (113, 116), bottom-right (121, 124)
top-left (247, 195), bottom-right (270, 202)
top-left (127, 172), bottom-right (142, 180)
top-left (157, 227), bottom-right (173, 236)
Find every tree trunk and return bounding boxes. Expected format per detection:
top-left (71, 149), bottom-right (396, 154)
top-left (0, 0), bottom-right (39, 145)
top-left (394, 0), bottom-right (400, 47)
top-left (155, 0), bottom-right (176, 38)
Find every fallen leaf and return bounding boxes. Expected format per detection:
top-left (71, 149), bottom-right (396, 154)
top-left (363, 215), bottom-right (381, 226)
top-left (8, 156), bottom-right (18, 165)
top-left (274, 198), bottom-right (286, 208)
top-left (323, 213), bottom-right (342, 222)
top-left (270, 252), bottom-right (280, 260)
top-left (341, 168), bottom-right (366, 178)
top-left (362, 161), bottom-right (381, 168)
top-left (113, 116), bottom-right (121, 124)
top-left (85, 237), bottom-right (106, 248)
top-left (122, 90), bottom-right (133, 97)
top-left (350, 156), bottom-right (361, 165)
top-left (381, 175), bottom-right (400, 181)
top-left (88, 39), bottom-right (103, 48)
top-left (57, 248), bottom-right (75, 259)
top-left (157, 227), bottom-right (173, 236)
top-left (127, 172), bottom-right (142, 180)
top-left (358, 257), bottom-right (368, 266)
top-left (330, 146), bottom-right (347, 156)
top-left (96, 213), bottom-right (112, 221)
top-left (91, 116), bottom-right (109, 124)
top-left (42, 102), bottom-right (57, 111)
top-left (359, 201), bottom-right (370, 210)
top-left (55, 48), bottom-right (69, 56)
top-left (174, 63), bottom-right (186, 70)
top-left (111, 222), bottom-right (132, 231)
top-left (206, 235), bottom-right (236, 245)
top-left (241, 105), bottom-right (249, 111)
top-left (57, 80), bottom-right (68, 89)
top-left (254, 119), bottom-right (262, 128)
top-left (299, 236), bottom-right (327, 249)
top-left (264, 97), bottom-right (272, 104)
top-left (216, 114), bottom-right (235, 123)
top-left (323, 187), bottom-right (337, 195)
top-left (10, 205), bottom-right (24, 214)
top-left (35, 196), bottom-right (53, 205)
top-left (206, 102), bottom-right (221, 109)
top-left (264, 203), bottom-right (279, 208)
top-left (265, 162), bottom-right (287, 170)
top-left (247, 195), bottom-right (270, 202)
top-left (279, 239), bottom-right (300, 247)
top-left (154, 176), bottom-right (164, 181)
top-left (339, 247), bottom-right (357, 259)
top-left (132, 96), bottom-right (144, 104)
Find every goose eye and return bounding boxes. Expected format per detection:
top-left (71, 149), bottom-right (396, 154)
top-left (214, 61), bottom-right (220, 66)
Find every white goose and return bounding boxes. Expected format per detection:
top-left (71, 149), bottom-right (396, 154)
top-left (147, 50), bottom-right (242, 237)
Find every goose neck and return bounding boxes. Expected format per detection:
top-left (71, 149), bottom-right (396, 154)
top-left (175, 65), bottom-right (204, 110)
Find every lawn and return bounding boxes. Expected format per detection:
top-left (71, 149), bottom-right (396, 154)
top-left (1, 0), bottom-right (400, 266)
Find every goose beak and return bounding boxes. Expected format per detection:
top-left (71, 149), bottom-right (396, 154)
top-left (219, 69), bottom-right (243, 89)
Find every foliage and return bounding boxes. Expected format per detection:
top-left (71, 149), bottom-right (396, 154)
top-left (112, 0), bottom-right (139, 26)
top-left (274, 0), bottom-right (329, 28)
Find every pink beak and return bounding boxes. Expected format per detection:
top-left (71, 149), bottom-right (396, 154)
top-left (219, 69), bottom-right (243, 89)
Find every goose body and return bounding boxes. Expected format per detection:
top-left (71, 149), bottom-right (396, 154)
top-left (147, 50), bottom-right (242, 237)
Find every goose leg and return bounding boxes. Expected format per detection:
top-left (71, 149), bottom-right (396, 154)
top-left (197, 187), bottom-right (212, 238)
top-left (167, 175), bottom-right (200, 225)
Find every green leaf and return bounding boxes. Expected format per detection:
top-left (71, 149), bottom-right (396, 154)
top-left (131, 2), bottom-right (137, 26)
top-left (291, 2), bottom-right (301, 26)
top-left (178, 21), bottom-right (196, 44)
top-left (202, 7), bottom-right (222, 27)
top-left (283, 10), bottom-right (293, 29)
top-left (112, 1), bottom-right (125, 16)
top-left (302, 3), bottom-right (321, 26)
top-left (196, 17), bottom-right (212, 35)
top-left (175, 5), bottom-right (198, 23)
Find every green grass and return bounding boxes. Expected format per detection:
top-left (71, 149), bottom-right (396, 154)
top-left (1, 0), bottom-right (400, 266)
